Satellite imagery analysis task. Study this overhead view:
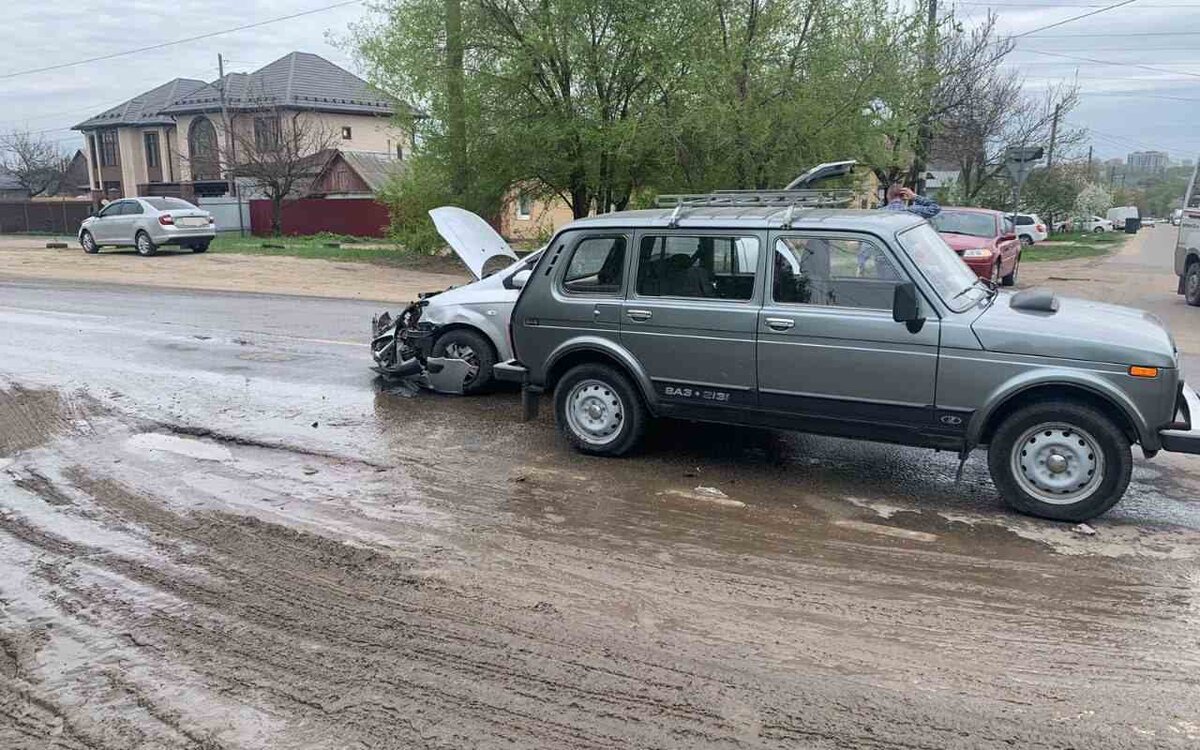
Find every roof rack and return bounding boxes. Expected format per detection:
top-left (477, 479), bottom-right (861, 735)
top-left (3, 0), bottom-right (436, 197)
top-left (657, 189), bottom-right (856, 227)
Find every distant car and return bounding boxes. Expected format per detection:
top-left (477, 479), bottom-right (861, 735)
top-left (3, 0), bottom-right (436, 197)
top-left (929, 208), bottom-right (1022, 286)
top-left (1013, 213), bottom-right (1047, 245)
top-left (1143, 217), bottom-right (1158, 227)
top-left (1172, 208), bottom-right (1183, 226)
top-left (79, 197), bottom-right (215, 256)
top-left (1066, 215), bottom-right (1113, 234)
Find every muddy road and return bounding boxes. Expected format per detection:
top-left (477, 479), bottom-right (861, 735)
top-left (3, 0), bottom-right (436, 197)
top-left (3, 231), bottom-right (1200, 748)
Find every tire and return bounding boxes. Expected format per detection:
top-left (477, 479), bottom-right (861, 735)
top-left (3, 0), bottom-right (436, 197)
top-left (987, 400), bottom-right (1132, 522)
top-left (430, 328), bottom-right (496, 395)
top-left (135, 231), bottom-right (158, 257)
top-left (554, 363), bottom-right (646, 456)
top-left (1001, 256), bottom-right (1019, 287)
top-left (191, 241), bottom-right (210, 253)
top-left (1093, 226), bottom-right (1103, 234)
top-left (1019, 235), bottom-right (1034, 247)
top-left (1185, 260), bottom-right (1200, 307)
top-left (80, 231), bottom-right (99, 254)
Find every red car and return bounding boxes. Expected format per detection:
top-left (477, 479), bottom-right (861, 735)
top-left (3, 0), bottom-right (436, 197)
top-left (929, 208), bottom-right (1022, 286)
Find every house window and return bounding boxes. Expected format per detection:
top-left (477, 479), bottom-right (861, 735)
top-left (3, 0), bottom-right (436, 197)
top-left (99, 130), bottom-right (119, 167)
top-left (516, 192), bottom-right (533, 220)
top-left (144, 132), bottom-right (160, 169)
top-left (341, 126), bottom-right (352, 140)
top-left (395, 143), bottom-right (404, 160)
top-left (254, 116), bottom-right (281, 151)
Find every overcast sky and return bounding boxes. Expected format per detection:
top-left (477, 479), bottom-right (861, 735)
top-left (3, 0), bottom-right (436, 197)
top-left (1, 0), bottom-right (1197, 163)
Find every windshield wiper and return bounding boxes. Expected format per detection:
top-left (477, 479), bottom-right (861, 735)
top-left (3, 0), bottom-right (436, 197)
top-left (951, 278), bottom-right (995, 303)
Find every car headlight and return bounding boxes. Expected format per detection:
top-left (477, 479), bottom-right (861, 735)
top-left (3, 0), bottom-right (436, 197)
top-left (962, 248), bottom-right (993, 259)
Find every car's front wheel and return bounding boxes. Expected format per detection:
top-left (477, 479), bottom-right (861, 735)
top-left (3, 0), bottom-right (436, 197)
top-left (135, 231), bottom-right (158, 257)
top-left (1001, 256), bottom-right (1019, 287)
top-left (80, 231), bottom-right (99, 254)
top-left (1093, 226), bottom-right (1104, 234)
top-left (1185, 260), bottom-right (1200, 307)
top-left (430, 328), bottom-right (495, 395)
top-left (555, 363), bottom-right (646, 456)
top-left (988, 401), bottom-right (1132, 521)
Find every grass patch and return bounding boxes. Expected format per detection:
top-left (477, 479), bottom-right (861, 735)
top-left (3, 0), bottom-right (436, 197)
top-left (1022, 231), bottom-right (1127, 263)
top-left (208, 232), bottom-right (465, 274)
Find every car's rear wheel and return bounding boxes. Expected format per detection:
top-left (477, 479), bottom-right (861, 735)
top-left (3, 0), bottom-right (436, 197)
top-left (555, 363), bottom-right (646, 456)
top-left (988, 401), bottom-right (1132, 521)
top-left (1185, 260), bottom-right (1200, 307)
top-left (430, 328), bottom-right (496, 394)
top-left (1019, 235), bottom-right (1034, 247)
top-left (135, 231), bottom-right (158, 257)
top-left (1093, 226), bottom-right (1103, 234)
top-left (80, 231), bottom-right (99, 254)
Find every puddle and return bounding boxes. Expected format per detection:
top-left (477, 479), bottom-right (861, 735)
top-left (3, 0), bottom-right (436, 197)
top-left (124, 433), bottom-right (233, 462)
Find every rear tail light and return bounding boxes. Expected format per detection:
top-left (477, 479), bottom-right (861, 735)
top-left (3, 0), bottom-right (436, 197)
top-left (208, 216), bottom-right (215, 224)
top-left (1036, 224), bottom-right (1045, 233)
top-left (158, 214), bottom-right (174, 226)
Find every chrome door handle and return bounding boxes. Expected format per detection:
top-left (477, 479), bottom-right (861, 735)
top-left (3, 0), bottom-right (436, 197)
top-left (626, 309), bottom-right (652, 321)
top-left (765, 317), bottom-right (794, 331)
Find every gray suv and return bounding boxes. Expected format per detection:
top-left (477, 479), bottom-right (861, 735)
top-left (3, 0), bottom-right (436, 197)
top-left (495, 196), bottom-right (1200, 521)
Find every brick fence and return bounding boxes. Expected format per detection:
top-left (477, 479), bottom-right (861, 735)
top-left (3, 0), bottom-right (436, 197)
top-left (0, 201), bottom-right (94, 235)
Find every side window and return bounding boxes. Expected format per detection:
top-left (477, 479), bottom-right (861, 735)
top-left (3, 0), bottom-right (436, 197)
top-left (1015, 215), bottom-right (1032, 225)
top-left (561, 236), bottom-right (626, 295)
top-left (773, 236), bottom-right (903, 310)
top-left (98, 202), bottom-right (122, 218)
top-left (636, 235), bottom-right (759, 300)
top-left (124, 201), bottom-right (144, 215)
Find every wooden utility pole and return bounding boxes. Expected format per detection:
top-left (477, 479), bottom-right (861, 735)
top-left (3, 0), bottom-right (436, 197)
top-left (218, 53), bottom-right (246, 236)
top-left (1086, 145), bottom-right (1093, 173)
top-left (913, 0), bottom-right (938, 194)
top-left (1046, 102), bottom-right (1061, 169)
top-left (445, 0), bottom-right (468, 197)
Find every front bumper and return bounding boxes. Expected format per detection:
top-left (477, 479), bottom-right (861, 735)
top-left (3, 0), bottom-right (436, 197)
top-left (962, 256), bottom-right (996, 279)
top-left (1159, 383), bottom-right (1200, 454)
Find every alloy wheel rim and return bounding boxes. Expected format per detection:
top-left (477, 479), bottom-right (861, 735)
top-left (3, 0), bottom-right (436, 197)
top-left (565, 379), bottom-right (624, 446)
top-left (1010, 422), bottom-right (1104, 505)
top-left (137, 235), bottom-right (151, 254)
top-left (444, 342), bottom-right (480, 380)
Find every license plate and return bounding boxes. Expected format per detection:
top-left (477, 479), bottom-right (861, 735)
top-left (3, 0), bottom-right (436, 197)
top-left (178, 217), bottom-right (207, 228)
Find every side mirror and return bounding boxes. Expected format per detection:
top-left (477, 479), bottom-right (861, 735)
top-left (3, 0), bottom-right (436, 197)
top-left (892, 282), bottom-right (925, 332)
top-left (510, 269), bottom-right (532, 289)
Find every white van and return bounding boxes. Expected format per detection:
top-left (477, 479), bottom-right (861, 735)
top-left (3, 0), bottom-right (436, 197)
top-left (1106, 205), bottom-right (1139, 230)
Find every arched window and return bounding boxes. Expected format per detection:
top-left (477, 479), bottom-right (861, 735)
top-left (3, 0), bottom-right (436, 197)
top-left (188, 116), bottom-right (220, 181)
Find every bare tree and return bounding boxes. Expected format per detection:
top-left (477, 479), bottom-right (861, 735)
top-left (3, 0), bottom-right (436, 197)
top-left (1, 129), bottom-right (67, 197)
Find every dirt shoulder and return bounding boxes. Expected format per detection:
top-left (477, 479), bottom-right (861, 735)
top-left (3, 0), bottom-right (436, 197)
top-left (0, 235), bottom-right (470, 302)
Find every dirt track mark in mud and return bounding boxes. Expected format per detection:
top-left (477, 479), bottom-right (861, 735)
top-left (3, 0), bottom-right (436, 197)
top-left (150, 422), bottom-right (390, 469)
top-left (0, 386), bottom-right (97, 457)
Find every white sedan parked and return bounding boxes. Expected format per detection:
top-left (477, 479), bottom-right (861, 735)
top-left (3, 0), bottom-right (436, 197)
top-left (79, 197), bottom-right (215, 256)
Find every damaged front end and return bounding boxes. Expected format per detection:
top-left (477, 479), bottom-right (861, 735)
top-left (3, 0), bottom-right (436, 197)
top-left (370, 294), bottom-right (473, 395)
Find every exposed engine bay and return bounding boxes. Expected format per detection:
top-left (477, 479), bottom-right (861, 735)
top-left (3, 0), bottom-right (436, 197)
top-left (370, 291), bottom-right (473, 395)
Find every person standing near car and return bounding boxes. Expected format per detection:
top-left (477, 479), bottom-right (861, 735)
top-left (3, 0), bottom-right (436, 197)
top-left (880, 183), bottom-right (941, 219)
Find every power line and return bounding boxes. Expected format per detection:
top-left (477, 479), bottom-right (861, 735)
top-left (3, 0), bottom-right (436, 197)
top-left (1010, 0), bottom-right (1140, 38)
top-left (1021, 29), bottom-right (1200, 36)
top-left (1019, 47), bottom-right (1200, 77)
top-left (957, 1), bottom-right (1197, 5)
top-left (0, 0), bottom-right (363, 80)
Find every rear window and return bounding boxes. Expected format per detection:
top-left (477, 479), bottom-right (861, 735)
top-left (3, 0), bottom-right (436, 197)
top-left (143, 197), bottom-right (198, 211)
top-left (1015, 215), bottom-right (1033, 225)
top-left (636, 235), bottom-right (759, 301)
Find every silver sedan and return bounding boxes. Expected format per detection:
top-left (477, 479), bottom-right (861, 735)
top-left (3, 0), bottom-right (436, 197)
top-left (79, 197), bottom-right (216, 256)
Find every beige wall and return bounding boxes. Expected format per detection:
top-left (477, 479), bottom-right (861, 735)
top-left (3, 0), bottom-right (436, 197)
top-left (499, 185), bottom-right (575, 241)
top-left (117, 127), bottom-right (145, 196)
top-left (304, 111), bottom-right (410, 157)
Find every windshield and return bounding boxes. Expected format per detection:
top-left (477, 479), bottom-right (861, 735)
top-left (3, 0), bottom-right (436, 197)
top-left (930, 211), bottom-right (996, 238)
top-left (898, 223), bottom-right (984, 310)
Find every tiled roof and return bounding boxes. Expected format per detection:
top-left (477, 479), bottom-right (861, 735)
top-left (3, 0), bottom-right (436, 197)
top-left (160, 52), bottom-right (396, 116)
top-left (73, 78), bottom-right (207, 130)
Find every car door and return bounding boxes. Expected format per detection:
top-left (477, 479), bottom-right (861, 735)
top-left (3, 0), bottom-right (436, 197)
top-left (512, 232), bottom-right (630, 376)
top-left (91, 201), bottom-right (125, 242)
top-left (118, 199), bottom-right (146, 245)
top-left (621, 230), bottom-right (763, 409)
top-left (998, 215), bottom-right (1021, 274)
top-left (757, 232), bottom-right (940, 436)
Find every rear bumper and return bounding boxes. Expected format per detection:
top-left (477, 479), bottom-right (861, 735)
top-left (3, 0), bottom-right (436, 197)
top-left (150, 227), bottom-right (215, 245)
top-left (494, 359), bottom-right (529, 384)
top-left (1159, 383), bottom-right (1200, 455)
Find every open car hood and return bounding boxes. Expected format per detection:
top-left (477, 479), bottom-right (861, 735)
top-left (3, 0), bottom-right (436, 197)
top-left (429, 206), bottom-right (518, 280)
top-left (784, 160), bottom-right (857, 190)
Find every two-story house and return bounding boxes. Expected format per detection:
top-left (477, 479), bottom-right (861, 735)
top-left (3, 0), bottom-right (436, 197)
top-left (72, 52), bottom-right (411, 200)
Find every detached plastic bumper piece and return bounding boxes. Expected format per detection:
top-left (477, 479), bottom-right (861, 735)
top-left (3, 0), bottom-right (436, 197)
top-left (1160, 383), bottom-right (1200, 455)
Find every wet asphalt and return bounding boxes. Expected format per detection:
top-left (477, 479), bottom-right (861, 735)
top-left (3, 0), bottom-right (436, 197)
top-left (2, 230), bottom-right (1200, 748)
